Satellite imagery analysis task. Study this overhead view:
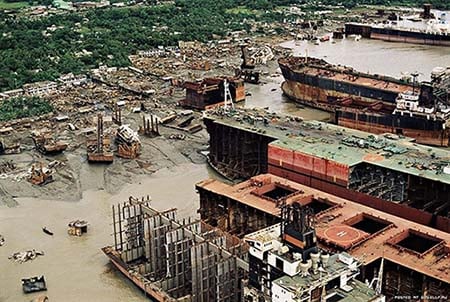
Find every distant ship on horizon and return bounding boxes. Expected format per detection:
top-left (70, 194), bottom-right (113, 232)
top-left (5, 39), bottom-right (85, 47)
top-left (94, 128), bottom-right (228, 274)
top-left (345, 4), bottom-right (450, 46)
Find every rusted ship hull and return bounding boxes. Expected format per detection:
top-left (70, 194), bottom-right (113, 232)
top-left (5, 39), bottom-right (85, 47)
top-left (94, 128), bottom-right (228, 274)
top-left (282, 81), bottom-right (450, 146)
top-left (87, 153), bottom-right (114, 163)
top-left (335, 109), bottom-right (450, 147)
top-left (337, 117), bottom-right (449, 146)
top-left (278, 57), bottom-right (412, 111)
top-left (281, 79), bottom-right (402, 112)
top-left (281, 80), bottom-right (365, 112)
top-left (102, 246), bottom-right (170, 302)
top-left (371, 30), bottom-right (450, 46)
top-left (279, 57), bottom-right (450, 147)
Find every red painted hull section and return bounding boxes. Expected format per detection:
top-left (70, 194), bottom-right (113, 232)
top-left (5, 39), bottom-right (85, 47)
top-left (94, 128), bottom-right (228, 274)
top-left (267, 144), bottom-right (450, 233)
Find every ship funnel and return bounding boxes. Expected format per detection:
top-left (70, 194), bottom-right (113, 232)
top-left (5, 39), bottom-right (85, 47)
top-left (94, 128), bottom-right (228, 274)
top-left (320, 253), bottom-right (330, 268)
top-left (423, 4), bottom-right (432, 19)
top-left (310, 252), bottom-right (320, 273)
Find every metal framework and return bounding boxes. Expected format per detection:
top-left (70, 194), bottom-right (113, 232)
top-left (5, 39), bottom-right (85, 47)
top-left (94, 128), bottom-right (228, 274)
top-left (108, 196), bottom-right (249, 301)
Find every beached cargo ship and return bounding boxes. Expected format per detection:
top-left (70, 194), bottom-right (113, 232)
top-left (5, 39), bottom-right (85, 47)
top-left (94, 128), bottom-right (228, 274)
top-left (278, 56), bottom-right (414, 111)
top-left (345, 5), bottom-right (450, 46)
top-left (279, 56), bottom-right (450, 146)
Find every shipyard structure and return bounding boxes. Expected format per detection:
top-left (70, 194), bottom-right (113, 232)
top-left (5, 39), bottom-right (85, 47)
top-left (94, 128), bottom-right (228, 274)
top-left (278, 56), bottom-right (450, 146)
top-left (196, 174), bottom-right (450, 300)
top-left (180, 77), bottom-right (245, 110)
top-left (101, 110), bottom-right (450, 302)
top-left (203, 108), bottom-right (450, 232)
top-left (102, 196), bottom-right (249, 302)
top-left (103, 197), bottom-right (384, 302)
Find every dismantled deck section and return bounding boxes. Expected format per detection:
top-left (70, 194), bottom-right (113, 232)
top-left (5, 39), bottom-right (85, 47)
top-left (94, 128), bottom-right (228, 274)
top-left (243, 202), bottom-right (384, 302)
top-left (180, 77), bottom-right (245, 110)
top-left (103, 197), bottom-right (248, 302)
top-left (197, 174), bottom-right (450, 300)
top-left (116, 125), bottom-right (141, 159)
top-left (203, 108), bottom-right (450, 232)
top-left (31, 130), bottom-right (68, 155)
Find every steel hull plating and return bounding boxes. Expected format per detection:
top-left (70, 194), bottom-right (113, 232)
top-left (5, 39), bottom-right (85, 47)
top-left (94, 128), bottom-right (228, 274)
top-left (102, 247), bottom-right (170, 302)
top-left (371, 28), bottom-right (450, 47)
top-left (345, 23), bottom-right (450, 46)
top-left (280, 75), bottom-right (401, 108)
top-left (336, 110), bottom-right (450, 147)
top-left (280, 68), bottom-right (450, 147)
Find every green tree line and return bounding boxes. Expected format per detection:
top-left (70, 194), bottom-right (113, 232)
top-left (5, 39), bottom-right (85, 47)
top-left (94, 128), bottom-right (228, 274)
top-left (0, 96), bottom-right (53, 121)
top-left (0, 0), bottom-right (448, 91)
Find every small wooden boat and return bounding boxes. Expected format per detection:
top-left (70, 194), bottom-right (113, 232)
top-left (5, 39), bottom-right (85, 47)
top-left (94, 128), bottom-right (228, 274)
top-left (42, 227), bottom-right (53, 236)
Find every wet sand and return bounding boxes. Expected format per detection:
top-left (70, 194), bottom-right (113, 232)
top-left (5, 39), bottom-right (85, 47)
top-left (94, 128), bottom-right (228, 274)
top-left (0, 163), bottom-right (210, 302)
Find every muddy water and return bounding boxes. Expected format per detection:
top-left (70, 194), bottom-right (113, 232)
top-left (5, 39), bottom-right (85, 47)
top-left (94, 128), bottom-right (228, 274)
top-left (0, 163), bottom-right (210, 302)
top-left (281, 39), bottom-right (450, 81)
top-left (244, 74), bottom-right (331, 120)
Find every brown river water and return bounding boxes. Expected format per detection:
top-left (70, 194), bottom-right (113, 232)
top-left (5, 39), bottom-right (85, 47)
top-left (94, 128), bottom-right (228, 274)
top-left (1, 38), bottom-right (450, 301)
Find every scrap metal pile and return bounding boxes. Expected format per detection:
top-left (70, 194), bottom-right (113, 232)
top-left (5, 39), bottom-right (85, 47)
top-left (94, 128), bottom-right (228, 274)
top-left (9, 249), bottom-right (44, 264)
top-left (0, 139), bottom-right (20, 155)
top-left (0, 160), bottom-right (16, 174)
top-left (27, 163), bottom-right (53, 186)
top-left (250, 45), bottom-right (274, 65)
top-left (116, 125), bottom-right (141, 159)
top-left (31, 130), bottom-right (68, 155)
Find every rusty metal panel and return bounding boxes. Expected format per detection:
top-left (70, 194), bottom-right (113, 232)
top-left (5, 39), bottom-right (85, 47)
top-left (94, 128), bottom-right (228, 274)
top-left (267, 144), bottom-right (292, 168)
top-left (292, 151), bottom-right (314, 176)
top-left (312, 157), bottom-right (327, 179)
top-left (235, 85), bottom-right (246, 102)
top-left (325, 161), bottom-right (349, 185)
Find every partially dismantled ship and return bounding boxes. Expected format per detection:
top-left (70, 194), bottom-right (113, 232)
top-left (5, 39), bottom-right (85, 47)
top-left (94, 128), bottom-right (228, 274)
top-left (278, 56), bottom-right (413, 109)
top-left (203, 108), bottom-right (450, 232)
top-left (103, 197), bottom-right (385, 302)
top-left (197, 174), bottom-right (450, 299)
top-left (279, 56), bottom-right (450, 146)
top-left (180, 77), bottom-right (245, 110)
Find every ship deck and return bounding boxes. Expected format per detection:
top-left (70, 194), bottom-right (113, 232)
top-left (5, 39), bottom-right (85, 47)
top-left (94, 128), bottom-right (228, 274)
top-left (205, 109), bottom-right (450, 185)
top-left (197, 174), bottom-right (450, 284)
top-left (291, 65), bottom-right (413, 94)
